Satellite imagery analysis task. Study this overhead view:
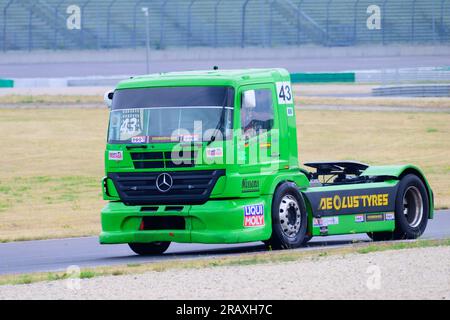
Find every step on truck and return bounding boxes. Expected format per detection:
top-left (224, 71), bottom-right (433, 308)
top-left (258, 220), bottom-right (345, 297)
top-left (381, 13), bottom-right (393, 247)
top-left (100, 68), bottom-right (434, 255)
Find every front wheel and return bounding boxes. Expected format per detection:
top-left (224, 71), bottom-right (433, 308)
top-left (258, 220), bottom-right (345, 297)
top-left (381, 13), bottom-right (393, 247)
top-left (128, 242), bottom-right (171, 255)
top-left (368, 174), bottom-right (429, 241)
top-left (265, 182), bottom-right (307, 250)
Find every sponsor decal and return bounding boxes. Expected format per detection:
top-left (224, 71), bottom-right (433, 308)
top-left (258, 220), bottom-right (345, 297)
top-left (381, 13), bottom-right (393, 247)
top-left (313, 218), bottom-right (320, 227)
top-left (354, 213), bottom-right (393, 223)
top-left (259, 143), bottom-right (271, 148)
top-left (108, 151), bottom-right (123, 161)
top-left (242, 179), bottom-right (260, 193)
top-left (385, 213), bottom-right (395, 221)
top-left (319, 226), bottom-right (328, 235)
top-left (366, 213), bottom-right (385, 222)
top-left (313, 216), bottom-right (339, 227)
top-left (319, 194), bottom-right (389, 211)
top-left (304, 186), bottom-right (398, 217)
top-left (243, 204), bottom-right (264, 227)
top-left (287, 107), bottom-right (294, 117)
top-left (131, 136), bottom-right (147, 144)
top-left (181, 134), bottom-right (199, 142)
top-left (206, 147), bottom-right (223, 158)
top-left (118, 109), bottom-right (143, 140)
top-left (149, 136), bottom-right (178, 142)
top-left (276, 81), bottom-right (293, 104)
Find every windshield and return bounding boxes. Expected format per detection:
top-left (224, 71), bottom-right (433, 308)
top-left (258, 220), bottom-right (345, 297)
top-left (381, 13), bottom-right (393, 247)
top-left (108, 86), bottom-right (234, 144)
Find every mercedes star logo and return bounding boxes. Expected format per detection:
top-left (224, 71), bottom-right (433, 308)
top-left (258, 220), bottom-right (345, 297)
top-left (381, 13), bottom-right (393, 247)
top-left (156, 173), bottom-right (173, 193)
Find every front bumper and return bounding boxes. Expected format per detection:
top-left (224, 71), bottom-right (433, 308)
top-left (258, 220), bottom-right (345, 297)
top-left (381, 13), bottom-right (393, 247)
top-left (100, 196), bottom-right (272, 244)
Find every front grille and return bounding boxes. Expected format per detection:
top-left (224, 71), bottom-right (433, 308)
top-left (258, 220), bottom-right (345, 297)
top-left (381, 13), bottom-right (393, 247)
top-left (130, 151), bottom-right (197, 169)
top-left (108, 170), bottom-right (225, 205)
top-left (131, 152), bottom-right (164, 160)
top-left (133, 161), bottom-right (165, 169)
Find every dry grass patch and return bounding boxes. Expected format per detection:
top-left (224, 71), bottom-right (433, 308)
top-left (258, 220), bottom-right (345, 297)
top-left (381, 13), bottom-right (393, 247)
top-left (297, 96), bottom-right (450, 109)
top-left (293, 84), bottom-right (375, 96)
top-left (0, 95), bottom-right (103, 104)
top-left (0, 109), bottom-right (107, 241)
top-left (297, 110), bottom-right (450, 209)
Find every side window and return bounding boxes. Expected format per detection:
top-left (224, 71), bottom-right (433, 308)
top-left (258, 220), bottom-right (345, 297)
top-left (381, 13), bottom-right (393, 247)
top-left (241, 89), bottom-right (274, 139)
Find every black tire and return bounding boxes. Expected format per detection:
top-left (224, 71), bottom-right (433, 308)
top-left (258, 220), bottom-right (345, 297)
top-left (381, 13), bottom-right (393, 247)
top-left (265, 182), bottom-right (307, 250)
top-left (128, 242), bottom-right (171, 255)
top-left (302, 235), bottom-right (313, 245)
top-left (367, 174), bottom-right (429, 241)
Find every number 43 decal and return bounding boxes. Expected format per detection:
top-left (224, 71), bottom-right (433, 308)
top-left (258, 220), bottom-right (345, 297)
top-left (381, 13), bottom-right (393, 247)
top-left (276, 82), bottom-right (293, 104)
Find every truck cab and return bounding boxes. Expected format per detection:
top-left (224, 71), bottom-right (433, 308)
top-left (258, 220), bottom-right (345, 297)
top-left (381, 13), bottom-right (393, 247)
top-left (101, 68), bottom-right (433, 255)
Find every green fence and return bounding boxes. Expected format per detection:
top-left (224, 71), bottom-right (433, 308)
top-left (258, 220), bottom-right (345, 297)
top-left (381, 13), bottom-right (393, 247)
top-left (0, 79), bottom-right (14, 88)
top-left (2, 0), bottom-right (450, 51)
top-left (290, 73), bottom-right (355, 83)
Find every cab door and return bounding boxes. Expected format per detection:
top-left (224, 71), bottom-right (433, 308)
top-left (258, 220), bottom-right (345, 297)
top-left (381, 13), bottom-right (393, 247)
top-left (237, 83), bottom-right (281, 174)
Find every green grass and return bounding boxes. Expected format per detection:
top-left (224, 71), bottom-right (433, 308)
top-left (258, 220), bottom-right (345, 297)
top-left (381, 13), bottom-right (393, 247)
top-left (16, 275), bottom-right (33, 285)
top-left (0, 108), bottom-right (107, 242)
top-left (0, 176), bottom-right (99, 210)
top-left (0, 238), bottom-right (449, 287)
top-left (0, 175), bottom-right (102, 242)
top-left (47, 273), bottom-right (68, 281)
top-left (80, 271), bottom-right (96, 279)
top-left (112, 270), bottom-right (124, 276)
top-left (356, 238), bottom-right (450, 254)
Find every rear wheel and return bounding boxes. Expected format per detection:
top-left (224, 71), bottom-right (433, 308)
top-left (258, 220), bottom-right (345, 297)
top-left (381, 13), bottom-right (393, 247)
top-left (265, 182), bottom-right (307, 250)
top-left (302, 235), bottom-right (313, 245)
top-left (368, 174), bottom-right (429, 241)
top-left (128, 242), bottom-right (171, 255)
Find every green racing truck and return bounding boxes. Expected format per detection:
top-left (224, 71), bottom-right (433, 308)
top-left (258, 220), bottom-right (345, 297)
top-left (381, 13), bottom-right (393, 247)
top-left (100, 68), bottom-right (433, 255)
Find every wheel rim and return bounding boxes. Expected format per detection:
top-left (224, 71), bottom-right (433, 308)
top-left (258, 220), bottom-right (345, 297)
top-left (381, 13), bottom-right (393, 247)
top-left (402, 186), bottom-right (423, 228)
top-left (279, 194), bottom-right (301, 238)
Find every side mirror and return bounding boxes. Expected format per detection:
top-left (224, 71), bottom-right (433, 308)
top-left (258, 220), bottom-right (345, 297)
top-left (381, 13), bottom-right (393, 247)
top-left (242, 90), bottom-right (256, 109)
top-left (104, 90), bottom-right (114, 109)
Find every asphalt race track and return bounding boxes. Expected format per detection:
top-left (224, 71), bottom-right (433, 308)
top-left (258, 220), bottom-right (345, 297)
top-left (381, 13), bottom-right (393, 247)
top-left (0, 210), bottom-right (448, 276)
top-left (3, 55), bottom-right (450, 78)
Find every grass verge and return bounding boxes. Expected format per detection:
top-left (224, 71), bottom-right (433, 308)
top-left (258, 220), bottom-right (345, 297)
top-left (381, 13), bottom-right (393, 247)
top-left (0, 105), bottom-right (449, 242)
top-left (296, 96), bottom-right (450, 109)
top-left (1, 238), bottom-right (449, 286)
top-left (0, 95), bottom-right (102, 104)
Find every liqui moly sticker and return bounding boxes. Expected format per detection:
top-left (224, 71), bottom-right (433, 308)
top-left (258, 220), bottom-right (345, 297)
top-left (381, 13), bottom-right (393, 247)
top-left (131, 136), bottom-right (147, 144)
top-left (206, 147), bottom-right (223, 158)
top-left (108, 151), bottom-right (123, 161)
top-left (244, 204), bottom-right (264, 227)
